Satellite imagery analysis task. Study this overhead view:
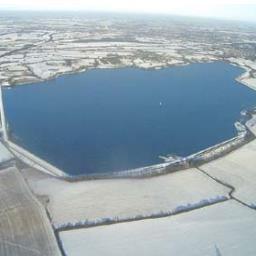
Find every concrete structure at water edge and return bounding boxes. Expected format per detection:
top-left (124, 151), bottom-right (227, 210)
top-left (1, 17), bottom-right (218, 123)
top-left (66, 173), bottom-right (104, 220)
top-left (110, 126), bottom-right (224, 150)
top-left (0, 85), bottom-right (62, 256)
top-left (1, 71), bottom-right (256, 255)
top-left (0, 85), bottom-right (66, 177)
top-left (1, 13), bottom-right (256, 255)
top-left (0, 85), bottom-right (8, 141)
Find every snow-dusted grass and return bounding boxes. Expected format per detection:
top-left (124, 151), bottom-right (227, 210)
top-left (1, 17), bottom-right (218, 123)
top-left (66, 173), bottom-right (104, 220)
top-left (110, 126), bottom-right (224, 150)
top-left (246, 114), bottom-right (256, 135)
top-left (240, 77), bottom-right (256, 91)
top-left (24, 168), bottom-right (230, 228)
top-left (59, 200), bottom-right (256, 256)
top-left (0, 167), bottom-right (61, 256)
top-left (229, 57), bottom-right (256, 91)
top-left (0, 141), bottom-right (13, 164)
top-left (201, 139), bottom-right (256, 207)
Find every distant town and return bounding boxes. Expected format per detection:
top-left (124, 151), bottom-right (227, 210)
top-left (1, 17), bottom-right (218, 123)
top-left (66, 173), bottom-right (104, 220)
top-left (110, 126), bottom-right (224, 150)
top-left (0, 12), bottom-right (256, 90)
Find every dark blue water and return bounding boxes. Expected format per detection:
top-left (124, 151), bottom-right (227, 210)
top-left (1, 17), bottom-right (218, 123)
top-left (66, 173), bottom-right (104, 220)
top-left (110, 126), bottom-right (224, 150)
top-left (3, 62), bottom-right (256, 175)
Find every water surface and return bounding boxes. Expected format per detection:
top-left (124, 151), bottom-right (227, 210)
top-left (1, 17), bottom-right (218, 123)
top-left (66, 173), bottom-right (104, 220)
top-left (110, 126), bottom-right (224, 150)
top-left (4, 62), bottom-right (256, 175)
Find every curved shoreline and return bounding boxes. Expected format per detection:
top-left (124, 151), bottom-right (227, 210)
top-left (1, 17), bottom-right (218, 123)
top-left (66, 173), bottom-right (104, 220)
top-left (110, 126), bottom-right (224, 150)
top-left (3, 61), bottom-right (256, 179)
top-left (62, 118), bottom-right (256, 181)
top-left (2, 58), bottom-right (256, 90)
top-left (6, 118), bottom-right (254, 180)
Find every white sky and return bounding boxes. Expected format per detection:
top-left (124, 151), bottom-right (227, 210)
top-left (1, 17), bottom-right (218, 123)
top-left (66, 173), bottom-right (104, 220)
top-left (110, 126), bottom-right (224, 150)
top-left (2, 0), bottom-right (256, 22)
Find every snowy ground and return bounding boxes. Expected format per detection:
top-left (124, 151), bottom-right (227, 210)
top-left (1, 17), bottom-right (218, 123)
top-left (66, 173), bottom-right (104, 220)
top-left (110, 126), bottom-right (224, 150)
top-left (1, 14), bottom-right (256, 89)
top-left (1, 13), bottom-right (256, 256)
top-left (23, 167), bottom-right (230, 228)
top-left (59, 200), bottom-right (256, 256)
top-left (246, 114), bottom-right (256, 135)
top-left (1, 130), bottom-right (256, 256)
top-left (0, 141), bottom-right (13, 164)
top-left (0, 167), bottom-right (61, 256)
top-left (200, 139), bottom-right (256, 208)
top-left (21, 138), bottom-right (256, 256)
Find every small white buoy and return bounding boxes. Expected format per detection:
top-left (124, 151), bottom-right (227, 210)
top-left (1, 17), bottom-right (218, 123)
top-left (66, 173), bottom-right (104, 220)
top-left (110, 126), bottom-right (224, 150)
top-left (159, 102), bottom-right (162, 106)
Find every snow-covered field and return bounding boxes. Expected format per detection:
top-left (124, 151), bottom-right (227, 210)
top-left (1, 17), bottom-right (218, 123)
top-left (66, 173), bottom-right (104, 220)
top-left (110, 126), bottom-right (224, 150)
top-left (0, 167), bottom-right (61, 256)
top-left (239, 76), bottom-right (256, 91)
top-left (0, 141), bottom-right (13, 164)
top-left (1, 15), bottom-right (256, 89)
top-left (24, 167), bottom-right (230, 228)
top-left (201, 139), bottom-right (256, 207)
top-left (59, 200), bottom-right (256, 256)
top-left (246, 114), bottom-right (256, 135)
top-left (1, 14), bottom-right (256, 256)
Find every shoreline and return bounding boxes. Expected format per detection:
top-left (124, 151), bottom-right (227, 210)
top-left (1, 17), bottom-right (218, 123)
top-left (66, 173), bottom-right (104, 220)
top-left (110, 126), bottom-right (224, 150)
top-left (62, 118), bottom-right (255, 181)
top-left (3, 60), bottom-right (256, 179)
top-left (5, 101), bottom-right (256, 180)
top-left (2, 60), bottom-right (192, 87)
top-left (2, 59), bottom-right (256, 91)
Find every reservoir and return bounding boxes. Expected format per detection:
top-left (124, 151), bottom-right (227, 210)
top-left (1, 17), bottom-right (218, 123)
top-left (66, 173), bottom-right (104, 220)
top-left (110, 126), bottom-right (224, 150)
top-left (3, 62), bottom-right (256, 175)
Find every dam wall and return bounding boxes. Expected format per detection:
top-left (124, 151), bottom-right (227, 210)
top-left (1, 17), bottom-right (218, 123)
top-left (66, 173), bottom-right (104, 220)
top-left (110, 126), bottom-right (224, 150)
top-left (1, 118), bottom-right (253, 180)
top-left (65, 122), bottom-right (253, 181)
top-left (6, 141), bottom-right (66, 177)
top-left (2, 122), bottom-right (253, 180)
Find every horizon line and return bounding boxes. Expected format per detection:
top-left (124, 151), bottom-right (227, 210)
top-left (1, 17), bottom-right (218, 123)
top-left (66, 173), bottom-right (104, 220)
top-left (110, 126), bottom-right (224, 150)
top-left (1, 9), bottom-right (256, 25)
